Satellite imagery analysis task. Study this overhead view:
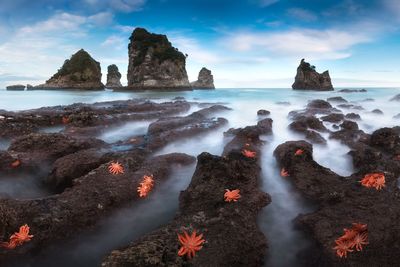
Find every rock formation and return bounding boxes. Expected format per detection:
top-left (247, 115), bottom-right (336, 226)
top-left (127, 28), bottom-right (191, 90)
top-left (190, 67), bottom-right (215, 89)
top-left (36, 49), bottom-right (104, 90)
top-left (292, 59), bottom-right (334, 91)
top-left (105, 64), bottom-right (122, 88)
top-left (6, 84), bottom-right (25, 91)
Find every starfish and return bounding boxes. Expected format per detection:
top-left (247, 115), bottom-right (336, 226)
top-left (137, 174), bottom-right (154, 198)
top-left (350, 232), bottom-right (369, 251)
top-left (360, 173), bottom-right (385, 190)
top-left (224, 189), bottom-right (241, 202)
top-left (108, 162), bottom-right (124, 175)
top-left (295, 149), bottom-right (304, 156)
top-left (177, 230), bottom-right (205, 259)
top-left (280, 168), bottom-right (289, 177)
top-left (10, 159), bottom-right (21, 168)
top-left (62, 116), bottom-right (70, 124)
top-left (333, 239), bottom-right (353, 258)
top-left (242, 149), bottom-right (256, 158)
top-left (0, 224), bottom-right (33, 250)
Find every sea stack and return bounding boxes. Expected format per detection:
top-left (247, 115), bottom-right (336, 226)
top-left (191, 67), bottom-right (215, 89)
top-left (292, 59), bottom-right (334, 91)
top-left (127, 28), bottom-right (191, 90)
top-left (105, 64), bottom-right (122, 88)
top-left (36, 49), bottom-right (104, 90)
top-left (6, 84), bottom-right (25, 91)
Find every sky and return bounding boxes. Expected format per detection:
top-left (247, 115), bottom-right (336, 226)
top-left (0, 0), bottom-right (400, 88)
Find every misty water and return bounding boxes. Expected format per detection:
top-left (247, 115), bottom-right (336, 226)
top-left (1, 88), bottom-right (400, 266)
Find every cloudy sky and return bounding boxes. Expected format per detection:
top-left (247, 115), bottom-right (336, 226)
top-left (0, 0), bottom-right (399, 88)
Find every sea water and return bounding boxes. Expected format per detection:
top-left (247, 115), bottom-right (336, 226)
top-left (1, 88), bottom-right (399, 267)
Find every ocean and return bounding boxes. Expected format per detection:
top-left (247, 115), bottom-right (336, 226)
top-left (1, 87), bottom-right (399, 267)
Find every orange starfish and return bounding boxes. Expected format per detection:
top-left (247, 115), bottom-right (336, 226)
top-left (224, 189), bottom-right (241, 202)
top-left (137, 174), bottom-right (154, 198)
top-left (333, 222), bottom-right (368, 258)
top-left (333, 239), bottom-right (353, 258)
top-left (295, 149), bottom-right (304, 156)
top-left (242, 149), bottom-right (256, 158)
top-left (177, 230), bottom-right (205, 259)
top-left (0, 224), bottom-right (33, 250)
top-left (62, 116), bottom-right (70, 124)
top-left (280, 168), bottom-right (289, 177)
top-left (10, 159), bottom-right (21, 168)
top-left (108, 162), bottom-right (124, 175)
top-left (360, 173), bottom-right (385, 190)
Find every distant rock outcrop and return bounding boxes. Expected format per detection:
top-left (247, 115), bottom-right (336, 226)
top-left (6, 84), bottom-right (25, 91)
top-left (105, 64), bottom-right (122, 88)
top-left (190, 67), bottom-right (215, 89)
top-left (36, 49), bottom-right (104, 90)
top-left (127, 28), bottom-right (191, 90)
top-left (292, 59), bottom-right (334, 91)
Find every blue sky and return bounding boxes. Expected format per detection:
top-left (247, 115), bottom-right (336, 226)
top-left (0, 0), bottom-right (399, 88)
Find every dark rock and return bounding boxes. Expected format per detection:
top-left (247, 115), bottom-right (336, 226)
top-left (345, 113), bottom-right (361, 120)
top-left (337, 103), bottom-right (364, 110)
top-left (371, 109), bottom-right (384, 115)
top-left (320, 113), bottom-right (344, 123)
top-left (105, 64), bottom-right (122, 88)
top-left (191, 67), bottom-right (215, 89)
top-left (338, 89), bottom-right (367, 93)
top-left (26, 84), bottom-right (33, 90)
top-left (327, 96), bottom-right (347, 103)
top-left (370, 127), bottom-right (400, 154)
top-left (35, 49), bottom-right (104, 90)
top-left (257, 109), bottom-right (270, 116)
top-left (292, 59), bottom-right (333, 91)
top-left (276, 101), bottom-right (290, 106)
top-left (307, 99), bottom-right (332, 109)
top-left (305, 131), bottom-right (327, 145)
top-left (103, 151), bottom-right (270, 267)
top-left (127, 28), bottom-right (190, 90)
top-left (6, 85), bottom-right (25, 91)
top-left (390, 93), bottom-right (400, 101)
top-left (340, 120), bottom-right (359, 131)
top-left (289, 116), bottom-right (327, 133)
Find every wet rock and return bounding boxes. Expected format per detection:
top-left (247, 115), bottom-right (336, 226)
top-left (8, 133), bottom-right (106, 166)
top-left (127, 28), bottom-right (190, 90)
top-left (361, 98), bottom-right (374, 102)
top-left (26, 84), bottom-right (33, 90)
top-left (276, 101), bottom-right (290, 106)
top-left (289, 116), bottom-right (327, 133)
top-left (0, 151), bottom-right (17, 172)
top-left (307, 99), bottom-right (332, 109)
top-left (370, 127), bottom-right (400, 154)
top-left (329, 121), bottom-right (367, 147)
top-left (345, 113), bottom-right (361, 120)
top-left (338, 89), bottom-right (367, 93)
top-left (305, 131), bottom-right (327, 145)
top-left (337, 103), bottom-right (364, 110)
top-left (371, 109), bottom-right (383, 115)
top-left (0, 152), bottom-right (195, 261)
top-left (6, 85), bottom-right (25, 91)
top-left (292, 59), bottom-right (334, 91)
top-left (102, 151), bottom-right (270, 267)
top-left (257, 109), bottom-right (270, 116)
top-left (320, 113), bottom-right (344, 123)
top-left (327, 96), bottom-right (347, 103)
top-left (190, 67), bottom-right (215, 89)
top-left (147, 106), bottom-right (229, 150)
top-left (390, 93), bottom-right (400, 101)
top-left (340, 120), bottom-right (359, 131)
top-left (274, 140), bottom-right (400, 266)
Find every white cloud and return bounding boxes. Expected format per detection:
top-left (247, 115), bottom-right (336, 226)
top-left (88, 12), bottom-right (114, 26)
top-left (110, 0), bottom-right (146, 12)
top-left (259, 0), bottom-right (279, 7)
top-left (101, 35), bottom-right (126, 49)
top-left (287, 8), bottom-right (317, 22)
top-left (222, 28), bottom-right (371, 60)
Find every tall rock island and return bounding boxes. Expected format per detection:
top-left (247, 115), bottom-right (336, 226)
top-left (127, 28), bottom-right (191, 90)
top-left (191, 67), bottom-right (215, 89)
top-left (36, 49), bottom-right (104, 90)
top-left (105, 64), bottom-right (122, 88)
top-left (292, 59), bottom-right (334, 91)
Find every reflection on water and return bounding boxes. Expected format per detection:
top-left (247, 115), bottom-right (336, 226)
top-left (10, 164), bottom-right (196, 267)
top-left (0, 139), bottom-right (11, 150)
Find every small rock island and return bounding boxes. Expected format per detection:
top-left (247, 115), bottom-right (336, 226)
top-left (292, 59), bottom-right (334, 91)
top-left (191, 67), bottom-right (215, 89)
top-left (35, 49), bottom-right (104, 90)
top-left (105, 64), bottom-right (122, 88)
top-left (127, 28), bottom-right (191, 90)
